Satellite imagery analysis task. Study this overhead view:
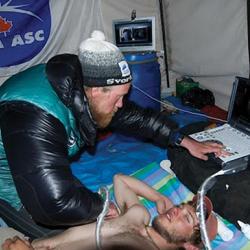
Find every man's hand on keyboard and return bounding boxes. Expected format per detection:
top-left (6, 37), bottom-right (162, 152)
top-left (180, 136), bottom-right (228, 160)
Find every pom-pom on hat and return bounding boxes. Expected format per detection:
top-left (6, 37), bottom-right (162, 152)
top-left (78, 30), bottom-right (132, 87)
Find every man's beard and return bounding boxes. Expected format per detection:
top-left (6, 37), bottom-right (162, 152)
top-left (152, 216), bottom-right (188, 244)
top-left (89, 100), bottom-right (114, 129)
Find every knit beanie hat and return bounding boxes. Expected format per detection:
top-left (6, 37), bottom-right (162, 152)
top-left (78, 30), bottom-right (132, 87)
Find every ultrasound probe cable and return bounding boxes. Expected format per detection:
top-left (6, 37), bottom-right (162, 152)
top-left (96, 187), bottom-right (110, 250)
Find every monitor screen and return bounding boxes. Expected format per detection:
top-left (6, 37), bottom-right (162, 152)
top-left (228, 77), bottom-right (250, 131)
top-left (112, 17), bottom-right (155, 52)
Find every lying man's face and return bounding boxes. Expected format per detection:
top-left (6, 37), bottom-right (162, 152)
top-left (152, 203), bottom-right (200, 244)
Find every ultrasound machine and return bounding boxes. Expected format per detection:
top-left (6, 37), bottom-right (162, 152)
top-left (190, 76), bottom-right (250, 173)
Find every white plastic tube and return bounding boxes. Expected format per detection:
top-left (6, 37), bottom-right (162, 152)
top-left (238, 220), bottom-right (250, 240)
top-left (95, 187), bottom-right (110, 250)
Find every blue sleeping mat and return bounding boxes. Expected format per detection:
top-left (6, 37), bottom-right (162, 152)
top-left (71, 133), bottom-right (166, 192)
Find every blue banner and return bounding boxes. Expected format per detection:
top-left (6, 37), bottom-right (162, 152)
top-left (0, 0), bottom-right (51, 67)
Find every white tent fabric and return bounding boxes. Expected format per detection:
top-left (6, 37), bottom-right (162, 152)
top-left (163, 0), bottom-right (249, 109)
top-left (165, 0), bottom-right (248, 77)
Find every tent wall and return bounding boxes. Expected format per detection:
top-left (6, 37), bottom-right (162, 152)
top-left (162, 0), bottom-right (249, 110)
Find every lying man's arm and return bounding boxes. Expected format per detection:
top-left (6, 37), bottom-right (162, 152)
top-left (113, 174), bottom-right (173, 215)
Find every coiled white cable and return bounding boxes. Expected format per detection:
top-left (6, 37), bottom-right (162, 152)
top-left (96, 187), bottom-right (110, 250)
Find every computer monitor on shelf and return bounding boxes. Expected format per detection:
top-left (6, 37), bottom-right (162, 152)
top-left (112, 16), bottom-right (156, 52)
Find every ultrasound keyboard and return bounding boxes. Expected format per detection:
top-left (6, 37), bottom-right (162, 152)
top-left (190, 124), bottom-right (250, 164)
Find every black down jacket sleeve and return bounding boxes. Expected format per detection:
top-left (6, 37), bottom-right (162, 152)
top-left (1, 102), bottom-right (103, 226)
top-left (109, 99), bottom-right (179, 148)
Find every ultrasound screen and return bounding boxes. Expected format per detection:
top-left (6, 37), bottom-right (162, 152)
top-left (230, 78), bottom-right (250, 127)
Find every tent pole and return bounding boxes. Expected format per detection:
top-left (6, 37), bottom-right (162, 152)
top-left (159, 0), bottom-right (170, 88)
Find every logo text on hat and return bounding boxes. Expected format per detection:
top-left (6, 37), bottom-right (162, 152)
top-left (107, 75), bottom-right (132, 85)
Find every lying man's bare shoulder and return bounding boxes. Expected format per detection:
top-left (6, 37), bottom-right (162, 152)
top-left (123, 204), bottom-right (151, 227)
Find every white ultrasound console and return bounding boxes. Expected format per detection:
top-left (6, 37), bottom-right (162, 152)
top-left (190, 124), bottom-right (250, 172)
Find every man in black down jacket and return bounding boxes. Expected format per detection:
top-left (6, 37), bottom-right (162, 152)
top-left (0, 30), bottom-right (224, 238)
